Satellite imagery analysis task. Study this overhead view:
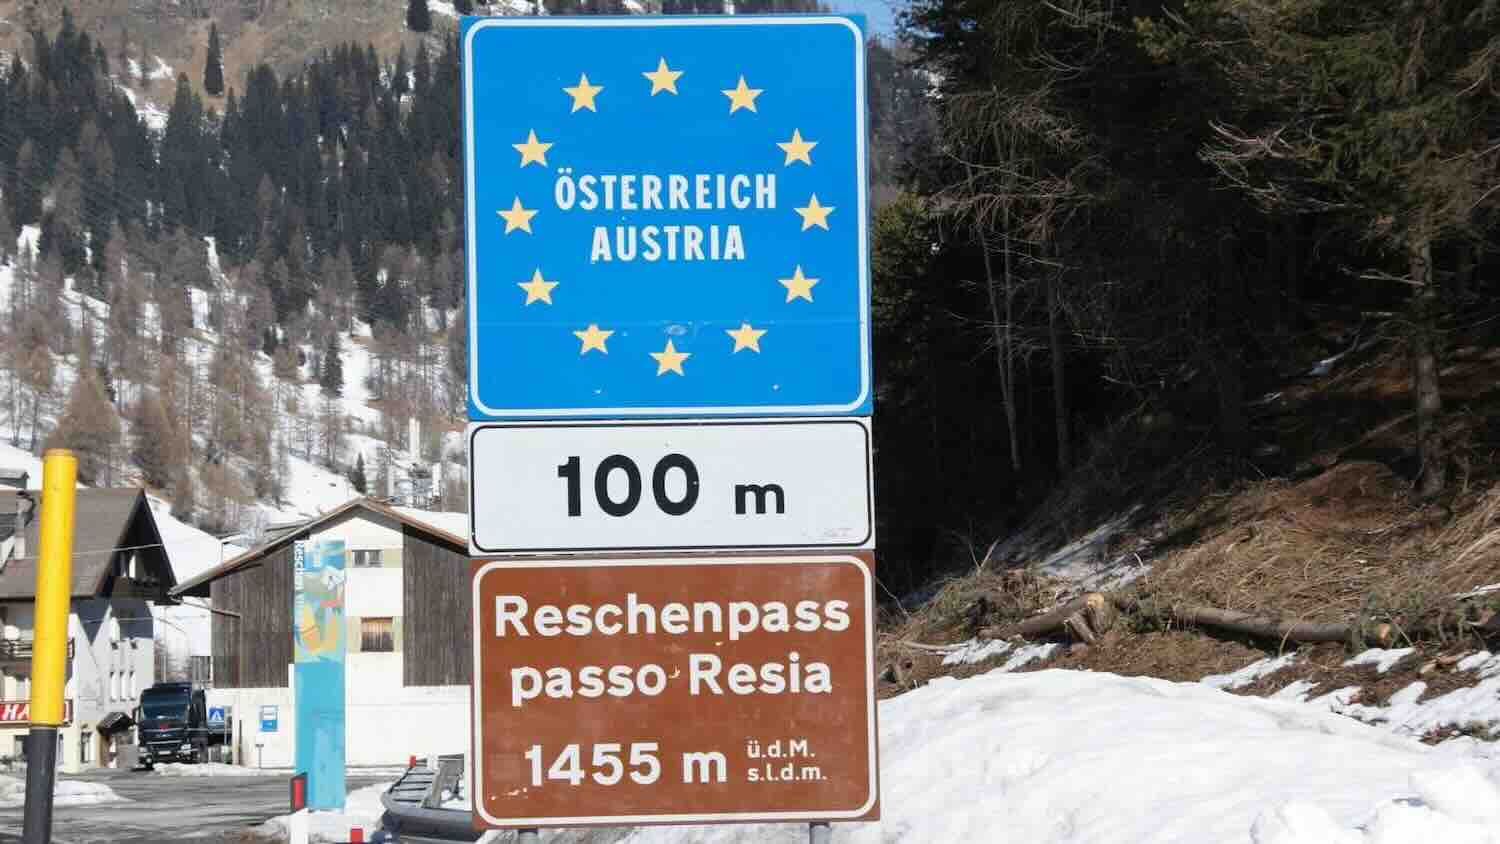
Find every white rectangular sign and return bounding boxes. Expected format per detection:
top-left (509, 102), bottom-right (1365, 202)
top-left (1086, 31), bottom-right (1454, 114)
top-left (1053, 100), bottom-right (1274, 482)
top-left (468, 419), bottom-right (873, 554)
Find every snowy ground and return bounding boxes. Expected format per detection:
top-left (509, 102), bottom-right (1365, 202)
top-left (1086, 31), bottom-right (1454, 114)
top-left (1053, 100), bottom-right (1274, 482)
top-left (1208, 648), bottom-right (1500, 745)
top-left (151, 762), bottom-right (283, 777)
top-left (259, 782), bottom-right (391, 843)
top-left (481, 668), bottom-right (1500, 844)
top-left (0, 773), bottom-right (126, 809)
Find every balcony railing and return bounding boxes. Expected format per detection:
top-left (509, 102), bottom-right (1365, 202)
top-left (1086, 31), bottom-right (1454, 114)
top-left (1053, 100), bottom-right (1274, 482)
top-left (0, 638), bottom-right (74, 661)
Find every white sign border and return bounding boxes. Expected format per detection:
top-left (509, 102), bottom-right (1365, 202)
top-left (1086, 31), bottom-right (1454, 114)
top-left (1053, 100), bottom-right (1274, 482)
top-left (467, 417), bottom-right (875, 555)
top-left (462, 15), bottom-right (871, 419)
top-left (470, 554), bottom-right (879, 828)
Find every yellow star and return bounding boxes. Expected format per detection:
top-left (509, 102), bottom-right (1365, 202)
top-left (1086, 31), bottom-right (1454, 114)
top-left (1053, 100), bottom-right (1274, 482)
top-left (563, 73), bottom-right (604, 112)
top-left (512, 130), bottom-right (553, 167)
top-left (721, 75), bottom-right (763, 113)
top-left (516, 269), bottom-right (558, 305)
top-left (573, 324), bottom-right (613, 355)
top-left (794, 194), bottom-right (834, 231)
top-left (650, 339), bottom-right (690, 376)
top-left (726, 323), bottom-right (767, 353)
top-left (778, 266), bottom-right (819, 303)
top-left (497, 197), bottom-right (537, 234)
top-left (642, 58), bottom-right (684, 96)
top-left (777, 129), bottom-right (817, 166)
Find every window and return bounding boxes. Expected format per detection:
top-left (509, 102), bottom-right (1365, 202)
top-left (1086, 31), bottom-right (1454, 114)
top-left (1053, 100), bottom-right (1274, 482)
top-left (360, 617), bottom-right (394, 653)
top-left (109, 671), bottom-right (117, 701)
top-left (352, 549), bottom-right (383, 568)
top-left (128, 671), bottom-right (136, 699)
top-left (80, 731), bottom-right (92, 764)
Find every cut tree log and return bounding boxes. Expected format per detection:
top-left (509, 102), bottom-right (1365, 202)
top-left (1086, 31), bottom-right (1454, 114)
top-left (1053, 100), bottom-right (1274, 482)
top-left (979, 592), bottom-right (1381, 647)
top-left (977, 594), bottom-right (1098, 641)
top-left (1116, 597), bottom-right (1351, 644)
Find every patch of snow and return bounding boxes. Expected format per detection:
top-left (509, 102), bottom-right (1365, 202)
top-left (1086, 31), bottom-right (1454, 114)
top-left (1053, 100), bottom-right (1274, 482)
top-left (1034, 506), bottom-right (1140, 580)
top-left (1346, 648), bottom-right (1417, 675)
top-left (430, 0), bottom-right (459, 17)
top-left (940, 638), bottom-right (1007, 666)
top-left (1457, 652), bottom-right (1500, 677)
top-left (391, 506), bottom-right (467, 539)
top-left (261, 782), bottom-right (391, 843)
top-left (148, 56), bottom-right (174, 81)
top-left (518, 669), bottom-right (1500, 844)
top-left (0, 774), bottom-right (126, 808)
top-left (1457, 583), bottom-right (1500, 600)
top-left (139, 102), bottom-right (168, 131)
top-left (999, 642), bottom-right (1058, 672)
top-left (1202, 652), bottom-right (1299, 690)
top-left (1331, 674), bottom-right (1500, 742)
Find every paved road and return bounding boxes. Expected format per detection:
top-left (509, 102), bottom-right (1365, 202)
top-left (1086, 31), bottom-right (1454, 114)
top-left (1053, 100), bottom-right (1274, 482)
top-left (0, 768), bottom-right (390, 844)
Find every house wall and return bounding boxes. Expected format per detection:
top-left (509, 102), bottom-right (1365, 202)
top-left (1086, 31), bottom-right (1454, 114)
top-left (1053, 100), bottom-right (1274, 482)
top-left (210, 670), bottom-right (470, 768)
top-left (208, 509), bottom-right (471, 766)
top-left (402, 528), bottom-right (471, 687)
top-left (0, 600), bottom-right (154, 773)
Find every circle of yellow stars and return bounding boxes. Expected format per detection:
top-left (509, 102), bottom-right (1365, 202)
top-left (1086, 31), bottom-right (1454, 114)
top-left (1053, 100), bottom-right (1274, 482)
top-left (496, 57), bottom-right (837, 379)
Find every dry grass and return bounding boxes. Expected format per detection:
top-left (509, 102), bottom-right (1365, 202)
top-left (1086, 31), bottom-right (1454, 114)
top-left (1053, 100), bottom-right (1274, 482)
top-left (880, 317), bottom-right (1500, 693)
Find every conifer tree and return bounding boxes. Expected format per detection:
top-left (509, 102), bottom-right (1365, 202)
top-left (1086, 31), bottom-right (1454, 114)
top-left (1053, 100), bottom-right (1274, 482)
top-left (320, 333), bottom-right (344, 397)
top-left (392, 45), bottom-right (410, 97)
top-left (407, 0), bottom-right (433, 32)
top-left (204, 22), bottom-right (225, 96)
top-left (350, 452), bottom-right (368, 494)
top-left (455, 0), bottom-right (475, 13)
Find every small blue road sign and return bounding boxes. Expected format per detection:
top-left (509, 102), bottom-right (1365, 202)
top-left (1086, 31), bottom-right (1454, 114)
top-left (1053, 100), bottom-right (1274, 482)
top-left (260, 705), bottom-right (279, 733)
top-left (208, 706), bottom-right (226, 726)
top-left (461, 15), bottom-right (870, 419)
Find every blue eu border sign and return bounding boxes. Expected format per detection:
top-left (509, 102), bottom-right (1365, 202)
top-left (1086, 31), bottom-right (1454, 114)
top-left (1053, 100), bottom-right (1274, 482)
top-left (462, 15), bottom-right (870, 420)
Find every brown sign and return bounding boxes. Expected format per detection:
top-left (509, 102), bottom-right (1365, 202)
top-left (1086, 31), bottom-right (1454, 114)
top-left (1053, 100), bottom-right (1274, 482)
top-left (470, 555), bottom-right (878, 828)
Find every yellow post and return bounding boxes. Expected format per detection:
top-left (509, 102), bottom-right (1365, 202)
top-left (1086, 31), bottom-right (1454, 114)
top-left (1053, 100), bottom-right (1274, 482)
top-left (28, 450), bottom-right (77, 726)
top-left (22, 448), bottom-right (77, 844)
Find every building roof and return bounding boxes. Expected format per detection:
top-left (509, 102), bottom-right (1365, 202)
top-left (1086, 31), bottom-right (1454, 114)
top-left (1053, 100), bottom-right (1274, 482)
top-left (0, 487), bottom-right (175, 600)
top-left (169, 497), bottom-right (466, 598)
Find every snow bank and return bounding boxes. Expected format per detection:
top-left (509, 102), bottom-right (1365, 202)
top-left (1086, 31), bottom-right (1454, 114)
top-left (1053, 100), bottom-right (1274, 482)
top-left (1202, 652), bottom-right (1298, 690)
top-left (260, 782), bottom-right (391, 843)
top-left (1346, 648), bottom-right (1417, 675)
top-left (505, 669), bottom-right (1500, 844)
top-left (1251, 651), bottom-right (1500, 742)
top-left (937, 638), bottom-right (1059, 671)
top-left (0, 774), bottom-right (126, 808)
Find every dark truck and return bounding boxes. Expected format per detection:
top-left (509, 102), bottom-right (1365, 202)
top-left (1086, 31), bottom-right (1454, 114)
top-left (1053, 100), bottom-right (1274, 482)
top-left (134, 682), bottom-right (224, 766)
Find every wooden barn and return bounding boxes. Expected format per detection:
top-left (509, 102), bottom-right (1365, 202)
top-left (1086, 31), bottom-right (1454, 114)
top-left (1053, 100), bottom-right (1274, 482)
top-left (170, 497), bottom-right (471, 766)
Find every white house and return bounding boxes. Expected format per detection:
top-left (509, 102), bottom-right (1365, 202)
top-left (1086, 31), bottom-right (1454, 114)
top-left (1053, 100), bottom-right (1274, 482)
top-left (171, 498), bottom-right (470, 768)
top-left (0, 486), bottom-right (176, 772)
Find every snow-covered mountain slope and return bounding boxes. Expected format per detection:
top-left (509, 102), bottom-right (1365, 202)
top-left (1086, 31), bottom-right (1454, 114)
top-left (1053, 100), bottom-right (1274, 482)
top-left (0, 229), bottom-right (464, 660)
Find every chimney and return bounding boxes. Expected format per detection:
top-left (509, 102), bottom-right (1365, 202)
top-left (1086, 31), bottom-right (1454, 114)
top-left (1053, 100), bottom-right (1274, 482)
top-left (408, 418), bottom-right (420, 463)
